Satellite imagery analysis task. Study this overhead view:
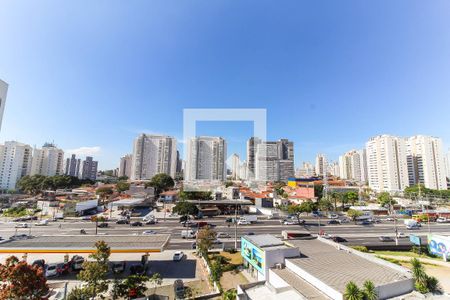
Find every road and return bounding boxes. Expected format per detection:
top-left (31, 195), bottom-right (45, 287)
top-left (1, 216), bottom-right (449, 250)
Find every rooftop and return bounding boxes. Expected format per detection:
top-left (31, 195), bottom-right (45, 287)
top-left (0, 234), bottom-right (170, 253)
top-left (286, 239), bottom-right (411, 292)
top-left (243, 234), bottom-right (285, 248)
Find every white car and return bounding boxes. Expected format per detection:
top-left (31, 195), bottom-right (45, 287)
top-left (237, 220), bottom-right (250, 225)
top-left (35, 219), bottom-right (49, 226)
top-left (217, 232), bottom-right (230, 238)
top-left (15, 223), bottom-right (29, 228)
top-left (283, 220), bottom-right (297, 225)
top-left (397, 232), bottom-right (407, 238)
top-left (173, 251), bottom-right (185, 261)
top-left (329, 214), bottom-right (339, 219)
top-left (45, 264), bottom-right (58, 277)
top-left (437, 217), bottom-right (448, 223)
top-left (142, 230), bottom-right (156, 235)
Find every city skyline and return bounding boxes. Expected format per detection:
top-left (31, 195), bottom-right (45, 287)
top-left (1, 2), bottom-right (450, 169)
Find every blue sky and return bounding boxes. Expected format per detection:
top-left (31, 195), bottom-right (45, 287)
top-left (1, 1), bottom-right (450, 169)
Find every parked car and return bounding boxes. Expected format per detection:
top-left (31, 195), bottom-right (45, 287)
top-left (173, 279), bottom-right (185, 300)
top-left (327, 220), bottom-right (341, 225)
top-left (97, 222), bottom-right (108, 228)
top-left (56, 263), bottom-right (70, 275)
top-left (70, 255), bottom-right (85, 271)
top-left (131, 221), bottom-right (143, 227)
top-left (129, 264), bottom-right (146, 275)
top-left (116, 219), bottom-right (129, 224)
top-left (379, 236), bottom-right (394, 242)
top-left (111, 261), bottom-right (126, 274)
top-left (173, 251), bottom-right (185, 261)
top-left (45, 264), bottom-right (59, 277)
top-left (437, 217), bottom-right (449, 223)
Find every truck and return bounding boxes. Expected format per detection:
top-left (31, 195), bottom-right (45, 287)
top-left (404, 219), bottom-right (420, 227)
top-left (238, 215), bottom-right (257, 223)
top-left (181, 230), bottom-right (196, 239)
top-left (267, 212), bottom-right (280, 219)
top-left (34, 219), bottom-right (49, 226)
top-left (142, 212), bottom-right (155, 222)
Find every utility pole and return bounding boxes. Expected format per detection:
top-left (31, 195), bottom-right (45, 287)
top-left (234, 194), bottom-right (239, 250)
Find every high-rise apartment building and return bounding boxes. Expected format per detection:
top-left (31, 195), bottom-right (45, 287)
top-left (338, 149), bottom-right (368, 183)
top-left (239, 160), bottom-right (248, 180)
top-left (315, 154), bottom-right (327, 176)
top-left (131, 134), bottom-right (177, 180)
top-left (246, 137), bottom-right (261, 180)
top-left (254, 139), bottom-right (294, 182)
top-left (366, 135), bottom-right (409, 192)
top-left (231, 153), bottom-right (240, 180)
top-left (30, 143), bottom-right (64, 176)
top-left (0, 141), bottom-right (32, 190)
top-left (0, 80), bottom-right (8, 132)
top-left (118, 154), bottom-right (133, 178)
top-left (81, 156), bottom-right (98, 181)
top-left (296, 162), bottom-right (315, 178)
top-left (446, 149), bottom-right (450, 180)
top-left (185, 136), bottom-right (226, 181)
top-left (406, 135), bottom-right (447, 190)
top-left (65, 154), bottom-right (81, 177)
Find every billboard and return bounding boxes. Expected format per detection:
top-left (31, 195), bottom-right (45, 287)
top-left (428, 235), bottom-right (450, 258)
top-left (409, 235), bottom-right (421, 246)
top-left (241, 238), bottom-right (265, 275)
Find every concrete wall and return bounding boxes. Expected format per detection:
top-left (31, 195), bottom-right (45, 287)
top-left (377, 278), bottom-right (415, 300)
top-left (264, 247), bottom-right (300, 278)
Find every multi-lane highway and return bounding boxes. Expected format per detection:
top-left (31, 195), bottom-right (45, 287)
top-left (1, 216), bottom-right (449, 250)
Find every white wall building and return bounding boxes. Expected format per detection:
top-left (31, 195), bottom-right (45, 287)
top-left (296, 161), bottom-right (314, 178)
top-left (30, 143), bottom-right (64, 176)
top-left (406, 135), bottom-right (447, 190)
top-left (185, 136), bottom-right (226, 181)
top-left (119, 154), bottom-right (133, 178)
top-left (338, 149), bottom-right (368, 183)
top-left (0, 79), bottom-right (8, 132)
top-left (254, 139), bottom-right (294, 182)
top-left (131, 134), bottom-right (177, 180)
top-left (366, 135), bottom-right (409, 193)
top-left (231, 153), bottom-right (240, 180)
top-left (0, 141), bottom-right (33, 190)
top-left (239, 160), bottom-right (248, 180)
top-left (315, 153), bottom-right (327, 176)
top-left (446, 149), bottom-right (450, 180)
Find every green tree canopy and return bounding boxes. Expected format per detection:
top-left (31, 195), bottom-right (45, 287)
top-left (145, 173), bottom-right (175, 195)
top-left (344, 281), bottom-right (363, 300)
top-left (347, 209), bottom-right (363, 224)
top-left (116, 181), bottom-right (130, 193)
top-left (173, 201), bottom-right (199, 217)
top-left (377, 192), bottom-right (395, 207)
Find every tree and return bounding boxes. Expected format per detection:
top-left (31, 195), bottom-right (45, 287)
top-left (410, 258), bottom-right (439, 294)
top-left (225, 181), bottom-right (234, 188)
top-left (377, 192), bottom-right (394, 208)
top-left (347, 209), bottom-right (363, 224)
top-left (173, 201), bottom-right (199, 218)
top-left (222, 288), bottom-right (237, 300)
top-left (210, 259), bottom-right (223, 282)
top-left (299, 201), bottom-right (315, 215)
top-left (150, 273), bottom-right (163, 295)
top-left (196, 226), bottom-right (217, 256)
top-left (179, 190), bottom-right (213, 201)
top-left (77, 241), bottom-right (111, 298)
top-left (314, 184), bottom-right (324, 200)
top-left (344, 281), bottom-right (363, 300)
top-left (318, 197), bottom-right (333, 212)
top-left (116, 181), bottom-right (130, 193)
top-left (116, 275), bottom-right (150, 298)
top-left (345, 191), bottom-right (359, 207)
top-left (67, 286), bottom-right (91, 300)
top-left (0, 256), bottom-right (49, 299)
top-left (145, 173), bottom-right (175, 196)
top-left (362, 280), bottom-right (377, 300)
top-left (330, 192), bottom-right (340, 211)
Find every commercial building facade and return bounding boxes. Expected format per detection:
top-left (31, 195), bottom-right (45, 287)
top-left (131, 134), bottom-right (177, 180)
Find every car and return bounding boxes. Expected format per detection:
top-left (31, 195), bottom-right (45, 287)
top-left (142, 230), bottom-right (156, 235)
top-left (131, 221), bottom-right (143, 227)
top-left (35, 219), bottom-right (49, 226)
top-left (217, 232), bottom-right (230, 238)
top-left (246, 232), bottom-right (255, 236)
top-left (332, 236), bottom-right (347, 243)
top-left (397, 232), bottom-right (407, 238)
top-left (81, 216), bottom-right (92, 221)
top-left (406, 225), bottom-right (420, 230)
top-left (15, 223), bottom-right (29, 228)
top-left (116, 219), bottom-right (129, 224)
top-left (329, 214), bottom-right (339, 219)
top-left (437, 217), bottom-right (449, 223)
top-left (212, 239), bottom-right (223, 245)
top-left (10, 234), bottom-right (30, 240)
top-left (237, 220), bottom-right (250, 225)
top-left (191, 242), bottom-right (197, 249)
top-left (56, 263), bottom-right (70, 275)
top-left (97, 222), bottom-right (108, 228)
top-left (327, 220), bottom-right (341, 225)
top-left (372, 218), bottom-right (382, 224)
top-left (45, 264), bottom-right (58, 277)
top-left (111, 261), bottom-right (126, 274)
top-left (282, 220), bottom-right (297, 225)
top-left (182, 220), bottom-right (194, 227)
top-left (385, 217), bottom-right (395, 221)
top-left (360, 220), bottom-right (372, 225)
top-left (129, 264), bottom-right (146, 275)
top-left (379, 236), bottom-right (394, 242)
top-left (70, 255), bottom-right (85, 271)
top-left (173, 279), bottom-right (185, 299)
top-left (173, 251), bottom-right (185, 261)
top-left (321, 233), bottom-right (332, 239)
top-left (32, 259), bottom-right (46, 270)
top-left (145, 219), bottom-right (158, 225)
top-left (225, 217), bottom-right (236, 223)
top-left (339, 218), bottom-right (350, 223)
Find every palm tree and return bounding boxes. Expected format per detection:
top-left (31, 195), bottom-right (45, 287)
top-left (330, 192), bottom-right (339, 211)
top-left (344, 281), bottom-right (363, 300)
top-left (411, 258), bottom-right (427, 285)
top-left (362, 280), bottom-right (377, 300)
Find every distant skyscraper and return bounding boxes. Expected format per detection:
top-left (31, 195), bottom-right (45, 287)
top-left (446, 149), bottom-right (450, 180)
top-left (366, 135), bottom-right (409, 192)
top-left (185, 136), bottom-right (226, 181)
top-left (297, 162), bottom-right (314, 178)
top-left (81, 156), bottom-right (98, 181)
top-left (239, 160), bottom-right (248, 180)
top-left (0, 141), bottom-right (33, 190)
top-left (0, 80), bottom-right (8, 132)
top-left (406, 135), bottom-right (447, 190)
top-left (338, 149), bottom-right (368, 183)
top-left (175, 150), bottom-right (183, 177)
top-left (30, 143), bottom-right (64, 176)
top-left (119, 154), bottom-right (133, 178)
top-left (231, 153), bottom-right (240, 180)
top-left (315, 154), bottom-right (327, 176)
top-left (254, 139), bottom-right (294, 182)
top-left (246, 137), bottom-right (261, 180)
top-left (65, 154), bottom-right (81, 177)
top-left (131, 134), bottom-right (177, 180)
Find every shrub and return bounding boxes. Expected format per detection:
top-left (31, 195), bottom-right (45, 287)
top-left (352, 246), bottom-right (369, 253)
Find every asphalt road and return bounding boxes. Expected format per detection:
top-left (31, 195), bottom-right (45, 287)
top-left (1, 216), bottom-right (449, 250)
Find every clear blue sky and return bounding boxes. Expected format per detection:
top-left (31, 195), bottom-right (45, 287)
top-left (1, 1), bottom-right (450, 170)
